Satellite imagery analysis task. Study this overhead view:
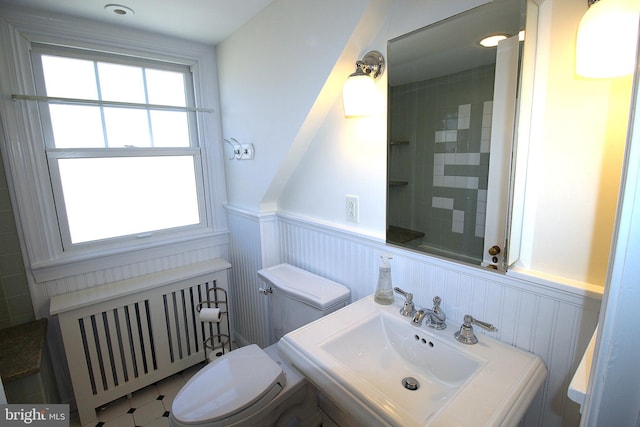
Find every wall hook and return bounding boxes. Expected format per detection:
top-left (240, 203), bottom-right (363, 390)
top-left (224, 138), bottom-right (254, 160)
top-left (224, 138), bottom-right (241, 160)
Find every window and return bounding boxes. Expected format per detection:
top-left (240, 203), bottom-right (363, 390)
top-left (0, 12), bottom-right (226, 279)
top-left (30, 45), bottom-right (207, 247)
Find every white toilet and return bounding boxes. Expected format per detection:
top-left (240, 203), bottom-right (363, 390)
top-left (169, 263), bottom-right (350, 427)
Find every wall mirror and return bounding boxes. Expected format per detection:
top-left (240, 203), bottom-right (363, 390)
top-left (386, 0), bottom-right (527, 271)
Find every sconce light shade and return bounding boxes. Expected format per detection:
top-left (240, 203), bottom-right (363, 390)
top-left (343, 51), bottom-right (385, 117)
top-left (343, 71), bottom-right (379, 117)
top-left (576, 0), bottom-right (639, 78)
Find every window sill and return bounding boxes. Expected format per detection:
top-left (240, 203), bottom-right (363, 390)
top-left (30, 230), bottom-right (230, 283)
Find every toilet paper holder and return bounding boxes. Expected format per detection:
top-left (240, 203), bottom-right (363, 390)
top-left (196, 286), bottom-right (231, 361)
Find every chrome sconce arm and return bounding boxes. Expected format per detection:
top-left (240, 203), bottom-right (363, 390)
top-left (349, 51), bottom-right (385, 80)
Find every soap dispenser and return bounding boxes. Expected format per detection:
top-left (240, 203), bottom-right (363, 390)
top-left (374, 254), bottom-right (394, 305)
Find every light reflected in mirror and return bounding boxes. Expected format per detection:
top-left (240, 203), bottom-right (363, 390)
top-left (386, 0), bottom-right (525, 271)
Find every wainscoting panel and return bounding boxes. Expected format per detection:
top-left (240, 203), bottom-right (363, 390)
top-left (223, 208), bottom-right (600, 426)
top-left (275, 213), bottom-right (601, 427)
top-left (226, 209), bottom-right (271, 347)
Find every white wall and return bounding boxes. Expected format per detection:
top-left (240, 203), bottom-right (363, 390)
top-left (217, 0), bottom-right (633, 289)
top-left (516, 0), bottom-right (633, 287)
top-left (581, 52), bottom-right (640, 427)
top-left (216, 0), bottom-right (387, 212)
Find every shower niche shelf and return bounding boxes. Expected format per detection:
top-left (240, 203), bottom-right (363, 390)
top-left (389, 138), bottom-right (410, 187)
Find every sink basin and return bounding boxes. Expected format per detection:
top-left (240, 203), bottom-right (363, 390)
top-left (278, 295), bottom-right (546, 426)
top-left (320, 308), bottom-right (483, 422)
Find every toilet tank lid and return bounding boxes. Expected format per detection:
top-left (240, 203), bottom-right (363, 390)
top-left (258, 264), bottom-right (350, 310)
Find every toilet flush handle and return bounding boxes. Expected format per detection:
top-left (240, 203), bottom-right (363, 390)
top-left (258, 287), bottom-right (273, 295)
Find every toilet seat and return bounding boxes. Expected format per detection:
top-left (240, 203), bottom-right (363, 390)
top-left (170, 344), bottom-right (286, 426)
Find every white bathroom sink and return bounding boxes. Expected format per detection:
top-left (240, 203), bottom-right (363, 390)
top-left (278, 295), bottom-right (547, 426)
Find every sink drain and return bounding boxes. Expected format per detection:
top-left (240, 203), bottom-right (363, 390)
top-left (402, 376), bottom-right (419, 391)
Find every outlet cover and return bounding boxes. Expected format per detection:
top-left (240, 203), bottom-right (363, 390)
top-left (346, 195), bottom-right (359, 223)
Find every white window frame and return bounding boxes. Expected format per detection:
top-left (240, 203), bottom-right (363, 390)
top-left (0, 9), bottom-right (228, 281)
top-left (31, 45), bottom-right (208, 249)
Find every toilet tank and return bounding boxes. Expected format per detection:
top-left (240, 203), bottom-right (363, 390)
top-left (258, 264), bottom-right (350, 342)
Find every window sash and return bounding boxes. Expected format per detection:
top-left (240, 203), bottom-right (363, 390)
top-left (46, 148), bottom-right (207, 249)
top-left (30, 44), bottom-right (200, 150)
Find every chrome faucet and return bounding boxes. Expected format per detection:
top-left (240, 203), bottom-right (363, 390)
top-left (411, 296), bottom-right (446, 330)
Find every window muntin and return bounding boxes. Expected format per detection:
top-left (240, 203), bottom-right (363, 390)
top-left (31, 45), bottom-right (207, 248)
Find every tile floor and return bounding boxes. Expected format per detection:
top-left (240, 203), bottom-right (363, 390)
top-left (70, 362), bottom-right (205, 427)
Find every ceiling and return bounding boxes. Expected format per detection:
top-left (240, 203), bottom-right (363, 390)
top-left (0, 0), bottom-right (275, 45)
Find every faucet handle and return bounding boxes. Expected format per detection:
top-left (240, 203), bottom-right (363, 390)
top-left (394, 287), bottom-right (412, 300)
top-left (455, 314), bottom-right (497, 345)
top-left (465, 314), bottom-right (497, 332)
top-left (393, 287), bottom-right (416, 317)
top-left (432, 296), bottom-right (443, 316)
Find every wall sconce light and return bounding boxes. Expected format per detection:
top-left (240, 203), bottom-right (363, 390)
top-left (576, 0), bottom-right (639, 78)
top-left (343, 50), bottom-right (385, 117)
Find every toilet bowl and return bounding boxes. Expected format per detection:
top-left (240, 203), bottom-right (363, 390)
top-left (169, 344), bottom-right (320, 427)
top-left (169, 264), bottom-right (350, 427)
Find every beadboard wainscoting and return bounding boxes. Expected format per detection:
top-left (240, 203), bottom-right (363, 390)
top-left (226, 208), bottom-right (272, 348)
top-left (226, 208), bottom-right (602, 427)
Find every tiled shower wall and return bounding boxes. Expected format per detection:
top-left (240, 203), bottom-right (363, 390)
top-left (227, 208), bottom-right (601, 427)
top-left (388, 65), bottom-right (495, 263)
top-left (0, 150), bottom-right (34, 328)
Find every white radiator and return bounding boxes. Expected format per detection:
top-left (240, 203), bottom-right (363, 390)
top-left (50, 259), bottom-right (231, 426)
